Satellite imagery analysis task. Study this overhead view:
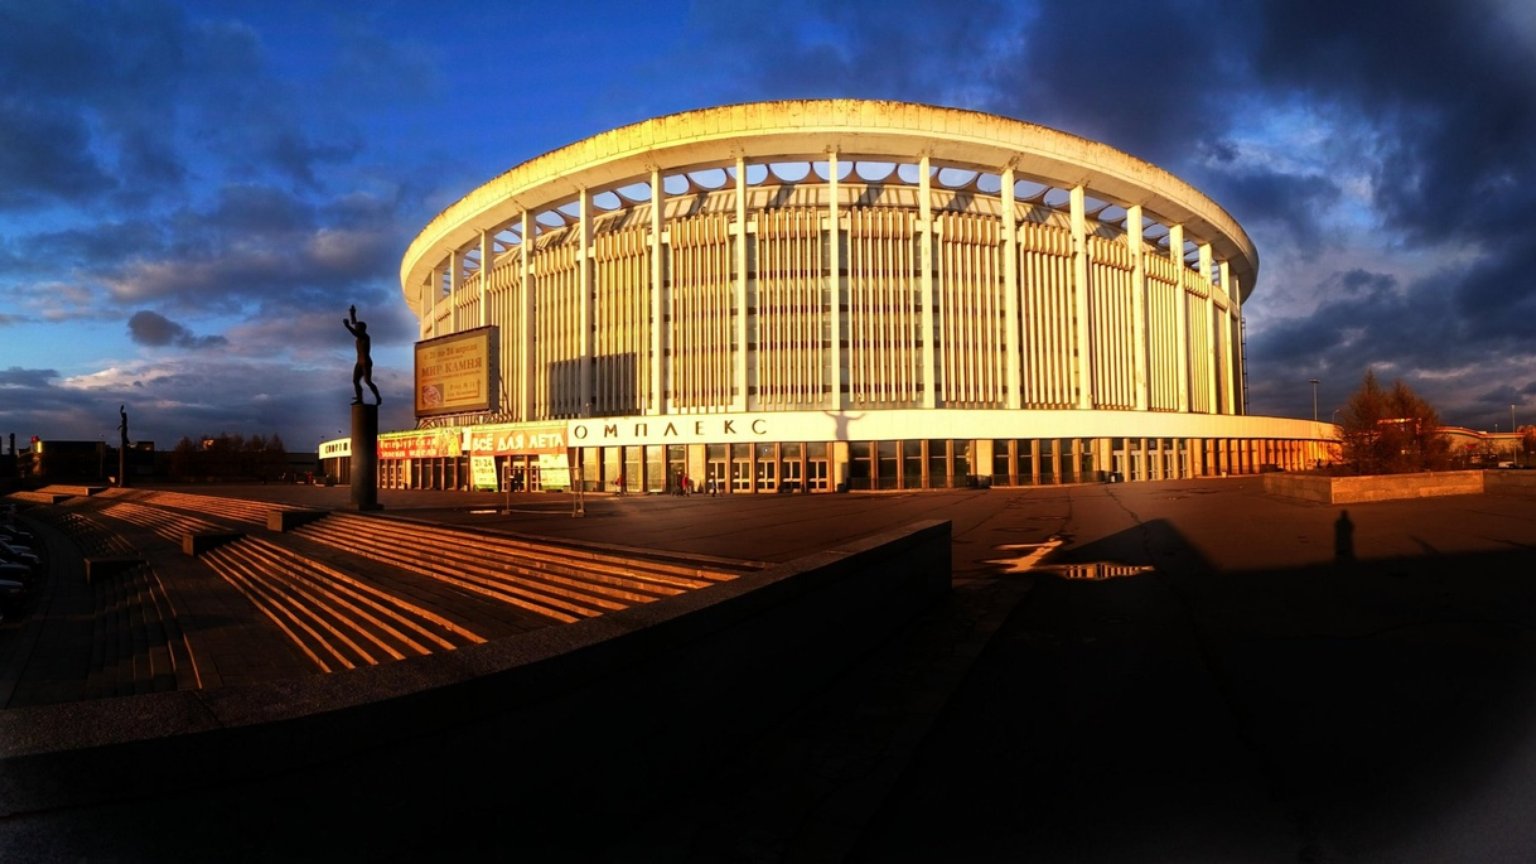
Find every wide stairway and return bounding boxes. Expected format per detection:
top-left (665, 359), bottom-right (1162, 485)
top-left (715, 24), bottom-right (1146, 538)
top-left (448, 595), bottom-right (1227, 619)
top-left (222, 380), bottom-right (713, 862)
top-left (292, 513), bottom-right (751, 624)
top-left (202, 536), bottom-right (486, 673)
top-left (5, 510), bottom-right (200, 706)
top-left (4, 492), bottom-right (761, 705)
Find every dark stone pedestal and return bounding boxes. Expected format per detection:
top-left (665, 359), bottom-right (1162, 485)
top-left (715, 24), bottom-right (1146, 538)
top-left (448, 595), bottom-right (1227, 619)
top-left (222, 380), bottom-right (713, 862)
top-left (350, 402), bottom-right (382, 511)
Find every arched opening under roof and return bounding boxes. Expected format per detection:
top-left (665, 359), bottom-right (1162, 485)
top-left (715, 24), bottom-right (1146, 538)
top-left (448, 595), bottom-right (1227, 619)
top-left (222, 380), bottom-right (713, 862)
top-left (767, 162), bottom-right (811, 183)
top-left (662, 174), bottom-right (692, 195)
top-left (936, 167), bottom-right (979, 189)
top-left (854, 161), bottom-right (897, 182)
top-left (687, 167), bottom-right (729, 189)
top-left (1098, 204), bottom-right (1128, 225)
top-left (811, 160), bottom-right (854, 181)
top-left (614, 181), bottom-right (651, 203)
top-left (1013, 179), bottom-right (1048, 200)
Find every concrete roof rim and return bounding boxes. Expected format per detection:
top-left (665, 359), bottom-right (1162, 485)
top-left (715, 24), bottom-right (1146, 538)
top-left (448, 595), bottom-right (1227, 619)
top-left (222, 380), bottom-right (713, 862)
top-left (401, 100), bottom-right (1258, 314)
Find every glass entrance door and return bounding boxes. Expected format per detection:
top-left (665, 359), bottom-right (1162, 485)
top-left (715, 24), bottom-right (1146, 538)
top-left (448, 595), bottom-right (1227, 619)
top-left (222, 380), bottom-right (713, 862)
top-left (807, 459), bottom-right (829, 492)
top-left (755, 458), bottom-right (777, 492)
top-left (779, 458), bottom-right (802, 492)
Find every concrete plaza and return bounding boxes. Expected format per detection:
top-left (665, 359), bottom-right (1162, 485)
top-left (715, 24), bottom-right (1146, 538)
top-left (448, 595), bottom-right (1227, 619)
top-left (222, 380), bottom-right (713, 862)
top-left (7, 476), bottom-right (1536, 862)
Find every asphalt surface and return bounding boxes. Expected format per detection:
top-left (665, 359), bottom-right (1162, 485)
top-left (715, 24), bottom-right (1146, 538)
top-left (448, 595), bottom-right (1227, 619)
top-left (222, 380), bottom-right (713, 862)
top-left (9, 477), bottom-right (1536, 862)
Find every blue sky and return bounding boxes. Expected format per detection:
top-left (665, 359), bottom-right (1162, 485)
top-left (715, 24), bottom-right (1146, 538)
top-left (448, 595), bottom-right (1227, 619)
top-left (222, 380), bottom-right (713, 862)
top-left (3, 0), bottom-right (1534, 451)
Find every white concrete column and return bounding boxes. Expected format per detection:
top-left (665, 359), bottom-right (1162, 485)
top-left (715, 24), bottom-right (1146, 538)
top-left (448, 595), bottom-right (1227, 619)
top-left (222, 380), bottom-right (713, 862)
top-left (1127, 205), bottom-right (1148, 411)
top-left (734, 155), bottom-right (749, 412)
top-left (650, 167), bottom-right (666, 415)
top-left (1200, 242), bottom-right (1217, 413)
top-left (1232, 274), bottom-right (1246, 415)
top-left (1219, 260), bottom-right (1235, 415)
top-left (443, 251), bottom-right (459, 338)
top-left (479, 230), bottom-right (492, 329)
top-left (578, 188), bottom-right (594, 417)
top-left (1070, 186), bottom-right (1092, 409)
top-left (1169, 224), bottom-right (1188, 412)
top-left (828, 149), bottom-right (844, 410)
top-left (1002, 168), bottom-right (1022, 410)
top-left (519, 212), bottom-right (533, 421)
top-left (422, 269), bottom-right (436, 340)
top-left (919, 154), bottom-right (937, 408)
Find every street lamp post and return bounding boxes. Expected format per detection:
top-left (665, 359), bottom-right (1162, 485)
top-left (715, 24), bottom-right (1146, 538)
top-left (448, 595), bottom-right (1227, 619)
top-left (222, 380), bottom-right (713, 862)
top-left (1308, 379), bottom-right (1320, 423)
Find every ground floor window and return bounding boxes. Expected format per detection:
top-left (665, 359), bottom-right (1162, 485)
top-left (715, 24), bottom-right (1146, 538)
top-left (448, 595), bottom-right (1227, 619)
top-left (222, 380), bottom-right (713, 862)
top-left (363, 432), bottom-right (1329, 496)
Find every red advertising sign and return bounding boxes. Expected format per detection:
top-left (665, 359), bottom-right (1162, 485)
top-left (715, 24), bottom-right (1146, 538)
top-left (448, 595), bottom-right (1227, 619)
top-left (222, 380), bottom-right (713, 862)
top-left (378, 429), bottom-right (462, 459)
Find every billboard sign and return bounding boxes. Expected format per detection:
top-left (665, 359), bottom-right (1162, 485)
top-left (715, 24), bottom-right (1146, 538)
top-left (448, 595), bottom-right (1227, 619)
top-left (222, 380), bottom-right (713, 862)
top-left (415, 327), bottom-right (498, 417)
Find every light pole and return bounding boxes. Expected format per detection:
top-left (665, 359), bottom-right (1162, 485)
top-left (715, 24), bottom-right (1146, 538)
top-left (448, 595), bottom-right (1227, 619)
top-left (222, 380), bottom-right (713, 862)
top-left (1308, 379), bottom-right (1319, 422)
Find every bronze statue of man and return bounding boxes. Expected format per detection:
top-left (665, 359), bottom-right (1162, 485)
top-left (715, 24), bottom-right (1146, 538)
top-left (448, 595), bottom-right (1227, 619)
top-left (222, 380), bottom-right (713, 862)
top-left (343, 305), bottom-right (382, 405)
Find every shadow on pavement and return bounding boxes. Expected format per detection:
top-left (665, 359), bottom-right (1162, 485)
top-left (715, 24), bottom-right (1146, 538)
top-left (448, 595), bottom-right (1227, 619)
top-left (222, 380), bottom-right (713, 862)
top-left (852, 518), bottom-right (1536, 862)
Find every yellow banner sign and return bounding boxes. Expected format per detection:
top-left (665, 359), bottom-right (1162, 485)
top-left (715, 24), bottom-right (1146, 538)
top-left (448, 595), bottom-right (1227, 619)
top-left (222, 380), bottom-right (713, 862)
top-left (467, 423), bottom-right (568, 456)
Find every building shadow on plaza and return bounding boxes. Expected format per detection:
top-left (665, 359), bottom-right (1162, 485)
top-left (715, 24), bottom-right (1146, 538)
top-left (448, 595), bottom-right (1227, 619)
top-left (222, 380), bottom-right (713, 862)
top-left (844, 519), bottom-right (1536, 862)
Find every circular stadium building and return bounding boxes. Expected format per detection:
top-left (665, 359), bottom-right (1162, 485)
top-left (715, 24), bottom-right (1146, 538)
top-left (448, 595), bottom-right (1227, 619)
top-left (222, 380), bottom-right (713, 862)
top-left (372, 99), bottom-right (1333, 494)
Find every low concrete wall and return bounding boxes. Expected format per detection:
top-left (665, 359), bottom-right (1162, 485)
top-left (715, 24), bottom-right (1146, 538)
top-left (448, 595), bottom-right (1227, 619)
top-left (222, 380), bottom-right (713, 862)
top-left (1264, 470), bottom-right (1488, 504)
top-left (0, 520), bottom-right (951, 858)
top-left (1486, 469), bottom-right (1536, 496)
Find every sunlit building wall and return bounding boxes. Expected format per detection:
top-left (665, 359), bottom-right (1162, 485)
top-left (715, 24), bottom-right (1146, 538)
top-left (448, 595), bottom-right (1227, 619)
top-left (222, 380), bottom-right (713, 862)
top-left (389, 100), bottom-right (1334, 492)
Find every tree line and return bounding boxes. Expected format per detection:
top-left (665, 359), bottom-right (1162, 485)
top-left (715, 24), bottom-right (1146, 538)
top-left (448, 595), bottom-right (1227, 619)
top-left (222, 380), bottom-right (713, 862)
top-left (168, 433), bottom-right (288, 482)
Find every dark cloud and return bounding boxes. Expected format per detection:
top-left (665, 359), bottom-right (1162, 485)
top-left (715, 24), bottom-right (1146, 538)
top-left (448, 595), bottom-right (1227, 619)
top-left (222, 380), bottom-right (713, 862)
top-left (1206, 168), bottom-right (1342, 248)
top-left (0, 366), bottom-right (58, 388)
top-left (0, 95), bottom-right (116, 210)
top-left (1246, 0), bottom-right (1536, 242)
top-left (681, 0), bottom-right (1011, 106)
top-left (127, 310), bottom-right (227, 349)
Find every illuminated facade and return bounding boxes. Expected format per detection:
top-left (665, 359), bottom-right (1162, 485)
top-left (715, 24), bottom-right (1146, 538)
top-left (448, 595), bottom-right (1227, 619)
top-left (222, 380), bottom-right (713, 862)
top-left (379, 100), bottom-right (1333, 493)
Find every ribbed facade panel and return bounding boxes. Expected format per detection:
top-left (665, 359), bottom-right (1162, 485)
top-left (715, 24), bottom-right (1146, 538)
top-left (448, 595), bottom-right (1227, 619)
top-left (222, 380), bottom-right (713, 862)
top-left (486, 254), bottom-right (522, 420)
top-left (1145, 253), bottom-right (1181, 412)
top-left (936, 212), bottom-right (1004, 407)
top-left (531, 243), bottom-right (581, 419)
top-left (1017, 220), bottom-right (1075, 408)
top-left (755, 208), bottom-right (826, 408)
top-left (668, 214), bottom-right (734, 412)
top-left (593, 226), bottom-right (651, 416)
top-left (847, 208), bottom-right (920, 407)
top-left (1088, 235), bottom-right (1135, 410)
